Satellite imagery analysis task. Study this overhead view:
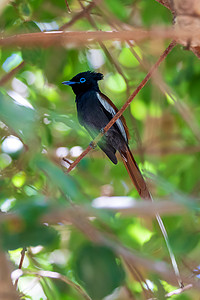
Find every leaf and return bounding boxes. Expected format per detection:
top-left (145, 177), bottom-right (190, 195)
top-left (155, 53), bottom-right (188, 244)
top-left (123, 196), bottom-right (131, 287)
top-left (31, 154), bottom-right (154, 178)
top-left (34, 155), bottom-right (87, 203)
top-left (12, 195), bottom-right (48, 224)
top-left (21, 21), bottom-right (45, 66)
top-left (1, 223), bottom-right (59, 250)
top-left (119, 48), bottom-right (141, 68)
top-left (169, 228), bottom-right (200, 254)
top-left (105, 73), bottom-right (126, 93)
top-left (104, 0), bottom-right (128, 21)
top-left (74, 244), bottom-right (125, 299)
top-left (49, 112), bottom-right (81, 131)
top-left (18, 0), bottom-right (32, 20)
top-left (0, 91), bottom-right (37, 144)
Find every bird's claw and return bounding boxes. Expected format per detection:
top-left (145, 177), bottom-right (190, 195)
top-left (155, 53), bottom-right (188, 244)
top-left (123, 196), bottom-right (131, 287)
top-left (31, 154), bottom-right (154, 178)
top-left (100, 128), bottom-right (105, 134)
top-left (89, 141), bottom-right (96, 149)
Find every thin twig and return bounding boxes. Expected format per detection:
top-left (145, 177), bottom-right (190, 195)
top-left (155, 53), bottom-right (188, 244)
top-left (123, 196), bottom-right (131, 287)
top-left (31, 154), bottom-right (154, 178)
top-left (62, 157), bottom-right (72, 165)
top-left (64, 0), bottom-right (71, 13)
top-left (124, 257), bottom-right (154, 299)
top-left (14, 247), bottom-right (27, 290)
top-left (78, 0), bottom-right (130, 94)
top-left (18, 270), bottom-right (92, 300)
top-left (60, 0), bottom-right (101, 30)
top-left (67, 40), bottom-right (176, 173)
top-left (0, 61), bottom-right (25, 86)
top-left (166, 284), bottom-right (193, 297)
top-left (127, 40), bottom-right (200, 142)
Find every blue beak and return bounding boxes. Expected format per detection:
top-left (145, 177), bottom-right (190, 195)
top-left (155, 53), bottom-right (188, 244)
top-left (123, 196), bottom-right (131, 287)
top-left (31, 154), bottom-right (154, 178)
top-left (62, 81), bottom-right (78, 85)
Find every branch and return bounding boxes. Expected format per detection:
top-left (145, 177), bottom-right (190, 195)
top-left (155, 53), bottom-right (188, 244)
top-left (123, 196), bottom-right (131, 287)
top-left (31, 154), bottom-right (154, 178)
top-left (66, 40), bottom-right (176, 173)
top-left (0, 28), bottom-right (188, 48)
top-left (60, 0), bottom-right (101, 30)
top-left (17, 270), bottom-right (92, 300)
top-left (0, 61), bottom-right (25, 86)
top-left (64, 0), bottom-right (71, 13)
top-left (166, 284), bottom-right (193, 297)
top-left (14, 248), bottom-right (26, 289)
top-left (78, 0), bottom-right (130, 94)
top-left (127, 40), bottom-right (200, 143)
top-left (92, 199), bottom-right (186, 216)
top-left (43, 206), bottom-right (199, 289)
top-left (0, 251), bottom-right (20, 300)
top-left (0, 198), bottom-right (186, 226)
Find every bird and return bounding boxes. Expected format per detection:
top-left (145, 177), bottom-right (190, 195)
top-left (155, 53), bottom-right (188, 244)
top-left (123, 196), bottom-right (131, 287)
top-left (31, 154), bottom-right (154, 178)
top-left (62, 71), bottom-right (150, 200)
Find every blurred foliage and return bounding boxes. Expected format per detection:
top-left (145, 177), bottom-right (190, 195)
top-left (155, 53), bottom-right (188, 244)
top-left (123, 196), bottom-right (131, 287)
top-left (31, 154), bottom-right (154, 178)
top-left (0, 0), bottom-right (200, 299)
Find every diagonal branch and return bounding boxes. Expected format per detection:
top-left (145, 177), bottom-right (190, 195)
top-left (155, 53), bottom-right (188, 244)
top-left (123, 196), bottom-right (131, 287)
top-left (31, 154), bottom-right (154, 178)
top-left (0, 61), bottom-right (25, 86)
top-left (18, 270), bottom-right (92, 300)
top-left (66, 40), bottom-right (176, 173)
top-left (60, 0), bottom-right (101, 30)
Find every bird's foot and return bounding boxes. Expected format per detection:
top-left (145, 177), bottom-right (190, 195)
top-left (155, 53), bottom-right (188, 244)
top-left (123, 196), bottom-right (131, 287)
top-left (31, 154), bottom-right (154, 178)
top-left (100, 128), bottom-right (105, 134)
top-left (89, 141), bottom-right (96, 149)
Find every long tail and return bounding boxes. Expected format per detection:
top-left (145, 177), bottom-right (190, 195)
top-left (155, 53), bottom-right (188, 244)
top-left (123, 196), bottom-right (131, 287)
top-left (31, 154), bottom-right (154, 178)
top-left (121, 145), bottom-right (183, 286)
top-left (120, 145), bottom-right (151, 200)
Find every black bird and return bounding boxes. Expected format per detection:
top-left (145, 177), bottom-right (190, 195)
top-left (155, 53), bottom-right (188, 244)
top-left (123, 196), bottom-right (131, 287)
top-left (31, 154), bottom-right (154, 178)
top-left (62, 71), bottom-right (150, 199)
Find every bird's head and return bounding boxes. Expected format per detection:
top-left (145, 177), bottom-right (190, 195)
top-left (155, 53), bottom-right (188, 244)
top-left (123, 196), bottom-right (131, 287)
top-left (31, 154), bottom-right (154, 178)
top-left (62, 71), bottom-right (103, 96)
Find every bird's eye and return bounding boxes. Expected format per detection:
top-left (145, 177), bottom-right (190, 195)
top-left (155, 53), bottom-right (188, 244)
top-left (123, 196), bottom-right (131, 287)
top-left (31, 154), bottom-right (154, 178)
top-left (80, 77), bottom-right (86, 83)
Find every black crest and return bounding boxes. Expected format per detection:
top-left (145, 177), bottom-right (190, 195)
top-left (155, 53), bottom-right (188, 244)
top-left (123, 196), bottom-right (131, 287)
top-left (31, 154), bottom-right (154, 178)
top-left (90, 71), bottom-right (104, 81)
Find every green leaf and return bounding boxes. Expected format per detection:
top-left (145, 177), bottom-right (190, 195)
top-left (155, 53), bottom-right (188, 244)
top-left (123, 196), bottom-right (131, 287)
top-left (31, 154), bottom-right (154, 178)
top-left (119, 47), bottom-right (141, 68)
top-left (105, 73), bottom-right (126, 93)
top-left (18, 0), bottom-right (32, 20)
top-left (1, 223), bottom-right (59, 250)
top-left (21, 21), bottom-right (45, 66)
top-left (12, 195), bottom-right (48, 224)
top-left (169, 228), bottom-right (200, 254)
top-left (34, 155), bottom-right (87, 203)
top-left (0, 91), bottom-right (37, 144)
top-left (104, 0), bottom-right (128, 21)
top-left (74, 244), bottom-right (125, 299)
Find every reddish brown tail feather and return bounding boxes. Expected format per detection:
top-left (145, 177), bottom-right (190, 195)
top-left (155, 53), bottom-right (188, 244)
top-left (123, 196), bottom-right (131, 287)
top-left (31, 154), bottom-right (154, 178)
top-left (121, 146), bottom-right (151, 200)
top-left (121, 146), bottom-right (182, 285)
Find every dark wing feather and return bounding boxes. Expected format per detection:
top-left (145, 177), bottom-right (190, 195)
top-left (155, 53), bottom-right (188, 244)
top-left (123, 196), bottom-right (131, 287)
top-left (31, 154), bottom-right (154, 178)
top-left (97, 92), bottom-right (129, 143)
top-left (98, 92), bottom-right (130, 140)
top-left (84, 124), bottom-right (118, 164)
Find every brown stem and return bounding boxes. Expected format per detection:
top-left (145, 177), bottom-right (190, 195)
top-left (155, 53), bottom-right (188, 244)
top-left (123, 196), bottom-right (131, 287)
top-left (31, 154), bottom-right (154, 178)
top-left (64, 0), bottom-right (71, 13)
top-left (0, 61), bottom-right (25, 86)
top-left (0, 29), bottom-right (181, 48)
top-left (60, 0), bottom-right (101, 30)
top-left (14, 247), bottom-right (27, 289)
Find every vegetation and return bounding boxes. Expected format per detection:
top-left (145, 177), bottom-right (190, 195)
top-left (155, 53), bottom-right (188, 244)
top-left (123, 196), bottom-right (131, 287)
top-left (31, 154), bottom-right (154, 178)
top-left (0, 0), bottom-right (200, 299)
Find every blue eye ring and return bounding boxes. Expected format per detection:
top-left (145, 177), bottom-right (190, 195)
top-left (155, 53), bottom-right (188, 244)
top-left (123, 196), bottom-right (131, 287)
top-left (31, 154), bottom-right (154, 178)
top-left (80, 77), bottom-right (86, 83)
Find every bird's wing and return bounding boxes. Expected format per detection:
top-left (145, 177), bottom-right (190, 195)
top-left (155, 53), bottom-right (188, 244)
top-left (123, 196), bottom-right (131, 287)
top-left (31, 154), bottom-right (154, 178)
top-left (96, 93), bottom-right (150, 199)
top-left (97, 92), bottom-right (129, 143)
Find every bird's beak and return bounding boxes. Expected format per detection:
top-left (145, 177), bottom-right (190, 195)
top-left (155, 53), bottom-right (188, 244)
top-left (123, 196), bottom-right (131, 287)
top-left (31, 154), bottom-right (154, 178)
top-left (62, 81), bottom-right (77, 85)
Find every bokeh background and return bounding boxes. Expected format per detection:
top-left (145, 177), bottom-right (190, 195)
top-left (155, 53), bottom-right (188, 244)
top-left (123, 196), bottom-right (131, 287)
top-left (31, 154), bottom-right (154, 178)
top-left (0, 0), bottom-right (200, 299)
